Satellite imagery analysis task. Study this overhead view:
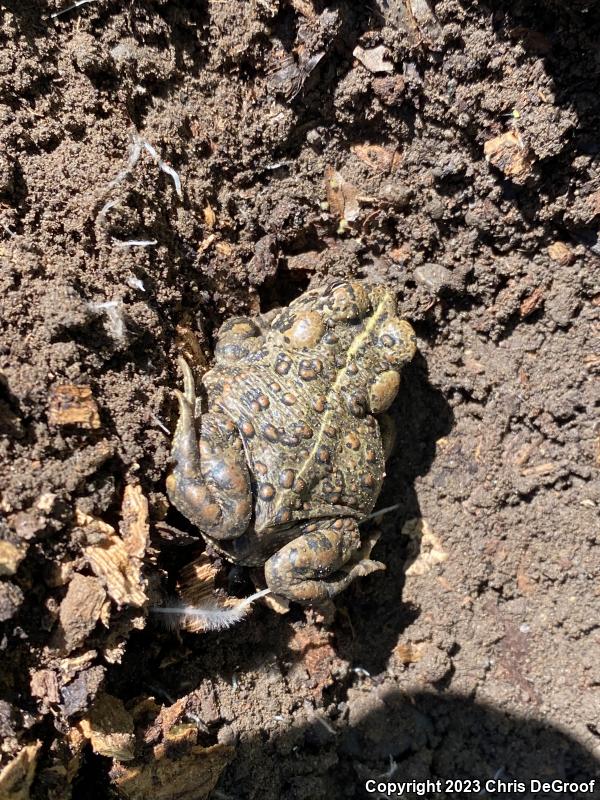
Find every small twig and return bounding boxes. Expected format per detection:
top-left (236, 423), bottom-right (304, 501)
top-left (50, 0), bottom-right (98, 19)
top-left (151, 414), bottom-right (170, 435)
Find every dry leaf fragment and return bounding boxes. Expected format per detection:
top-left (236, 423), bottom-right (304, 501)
top-left (0, 742), bottom-right (41, 800)
top-left (48, 385), bottom-right (101, 429)
top-left (203, 203), bottom-right (216, 228)
top-left (58, 574), bottom-right (107, 652)
top-left (110, 743), bottom-right (234, 800)
top-left (120, 484), bottom-right (149, 560)
top-left (78, 693), bottom-right (135, 762)
top-left (351, 143), bottom-right (401, 174)
top-left (403, 518), bottom-right (448, 576)
top-left (519, 286), bottom-right (544, 318)
top-left (484, 131), bottom-right (534, 182)
top-left (547, 241), bottom-right (575, 266)
top-left (353, 44), bottom-right (393, 74)
top-left (325, 166), bottom-right (360, 223)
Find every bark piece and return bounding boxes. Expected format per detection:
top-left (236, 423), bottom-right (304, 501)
top-left (58, 574), bottom-right (107, 652)
top-left (110, 743), bottom-right (234, 800)
top-left (353, 45), bottom-right (393, 74)
top-left (547, 241), bottom-right (575, 266)
top-left (0, 742), bottom-right (41, 800)
top-left (520, 286), bottom-right (544, 319)
top-left (484, 131), bottom-right (534, 183)
top-left (78, 693), bottom-right (135, 762)
top-left (48, 384), bottom-right (101, 429)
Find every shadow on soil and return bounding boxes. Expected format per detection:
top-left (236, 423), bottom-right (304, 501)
top-left (213, 689), bottom-right (600, 800)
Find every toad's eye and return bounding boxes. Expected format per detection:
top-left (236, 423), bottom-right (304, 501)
top-left (376, 319), bottom-right (417, 366)
top-left (327, 282), bottom-right (371, 322)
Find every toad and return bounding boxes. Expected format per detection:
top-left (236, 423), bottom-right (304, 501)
top-left (167, 281), bottom-right (416, 603)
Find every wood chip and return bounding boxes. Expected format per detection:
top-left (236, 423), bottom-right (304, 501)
top-left (110, 743), bottom-right (234, 800)
top-left (519, 286), bottom-right (544, 318)
top-left (30, 669), bottom-right (60, 705)
top-left (79, 510), bottom-right (147, 608)
top-left (0, 540), bottom-right (26, 576)
top-left (520, 462), bottom-right (555, 477)
top-left (392, 641), bottom-right (425, 665)
top-left (175, 554), bottom-right (239, 633)
top-left (48, 385), bottom-right (101, 429)
top-left (78, 693), bottom-right (135, 762)
top-left (351, 143), bottom-right (401, 174)
top-left (0, 742), bottom-right (42, 800)
top-left (58, 574), bottom-right (107, 652)
top-left (547, 241), bottom-right (575, 266)
top-left (403, 518), bottom-right (448, 576)
top-left (324, 166), bottom-right (360, 223)
top-left (484, 131), bottom-right (533, 183)
top-left (120, 484), bottom-right (149, 560)
top-left (353, 45), bottom-right (393, 74)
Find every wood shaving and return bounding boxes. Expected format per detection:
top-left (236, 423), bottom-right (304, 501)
top-left (120, 484), bottom-right (149, 560)
top-left (79, 510), bottom-right (147, 608)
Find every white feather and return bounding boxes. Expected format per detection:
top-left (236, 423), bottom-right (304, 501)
top-left (151, 588), bottom-right (271, 632)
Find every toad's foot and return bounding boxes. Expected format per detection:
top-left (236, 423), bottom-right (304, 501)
top-left (264, 517), bottom-right (385, 603)
top-left (167, 358), bottom-right (252, 540)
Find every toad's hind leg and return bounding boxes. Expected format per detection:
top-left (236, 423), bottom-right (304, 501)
top-left (264, 518), bottom-right (385, 604)
top-left (166, 358), bottom-right (252, 540)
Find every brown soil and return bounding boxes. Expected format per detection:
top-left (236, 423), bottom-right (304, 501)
top-left (1, 1), bottom-right (599, 798)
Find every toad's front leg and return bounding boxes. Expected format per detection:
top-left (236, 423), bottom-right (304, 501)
top-left (264, 518), bottom-right (384, 603)
top-left (167, 358), bottom-right (252, 540)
